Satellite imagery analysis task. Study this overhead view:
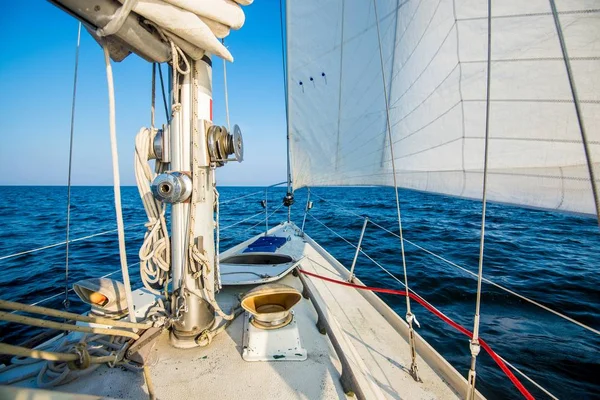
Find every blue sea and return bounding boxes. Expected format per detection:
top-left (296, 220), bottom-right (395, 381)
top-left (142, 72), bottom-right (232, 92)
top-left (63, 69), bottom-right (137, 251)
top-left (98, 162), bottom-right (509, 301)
top-left (0, 186), bottom-right (598, 399)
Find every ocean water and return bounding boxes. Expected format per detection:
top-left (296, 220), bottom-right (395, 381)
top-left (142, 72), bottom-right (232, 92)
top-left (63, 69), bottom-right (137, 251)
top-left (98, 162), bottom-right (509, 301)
top-left (0, 185), bottom-right (598, 399)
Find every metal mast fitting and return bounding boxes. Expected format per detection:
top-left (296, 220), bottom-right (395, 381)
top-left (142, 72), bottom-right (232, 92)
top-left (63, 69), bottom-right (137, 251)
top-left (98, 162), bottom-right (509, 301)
top-left (207, 124), bottom-right (244, 167)
top-left (149, 55), bottom-right (215, 347)
top-left (147, 53), bottom-right (244, 348)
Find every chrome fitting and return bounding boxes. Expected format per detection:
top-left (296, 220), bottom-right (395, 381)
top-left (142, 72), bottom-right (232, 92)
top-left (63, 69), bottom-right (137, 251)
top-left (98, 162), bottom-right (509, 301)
top-left (469, 339), bottom-right (481, 357)
top-left (151, 172), bottom-right (192, 203)
top-left (283, 192), bottom-right (295, 207)
top-left (150, 126), bottom-right (170, 162)
top-left (207, 124), bottom-right (244, 166)
top-left (406, 312), bottom-right (420, 328)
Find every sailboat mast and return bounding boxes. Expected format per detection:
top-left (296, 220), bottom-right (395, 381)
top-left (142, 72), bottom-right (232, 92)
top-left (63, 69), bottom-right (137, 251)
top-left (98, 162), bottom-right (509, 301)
top-left (170, 57), bottom-right (217, 347)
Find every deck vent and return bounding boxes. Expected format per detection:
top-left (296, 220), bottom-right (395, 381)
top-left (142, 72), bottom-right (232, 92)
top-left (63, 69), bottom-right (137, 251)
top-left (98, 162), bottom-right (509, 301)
top-left (241, 284), bottom-right (301, 329)
top-left (73, 278), bottom-right (129, 319)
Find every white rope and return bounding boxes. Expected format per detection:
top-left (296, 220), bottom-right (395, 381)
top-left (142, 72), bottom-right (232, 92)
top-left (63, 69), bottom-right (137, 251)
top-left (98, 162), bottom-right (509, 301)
top-left (0, 334), bottom-right (133, 389)
top-left (96, 0), bottom-right (138, 37)
top-left (0, 223), bottom-right (146, 262)
top-left (134, 127), bottom-right (170, 296)
top-left (103, 44), bottom-right (137, 324)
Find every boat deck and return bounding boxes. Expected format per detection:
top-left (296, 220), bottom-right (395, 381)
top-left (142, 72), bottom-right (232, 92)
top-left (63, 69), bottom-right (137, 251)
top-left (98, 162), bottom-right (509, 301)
top-left (1, 222), bottom-right (474, 399)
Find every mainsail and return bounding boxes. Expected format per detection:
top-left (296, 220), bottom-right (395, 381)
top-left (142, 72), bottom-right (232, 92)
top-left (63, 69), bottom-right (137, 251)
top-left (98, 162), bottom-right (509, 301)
top-left (286, 0), bottom-right (600, 215)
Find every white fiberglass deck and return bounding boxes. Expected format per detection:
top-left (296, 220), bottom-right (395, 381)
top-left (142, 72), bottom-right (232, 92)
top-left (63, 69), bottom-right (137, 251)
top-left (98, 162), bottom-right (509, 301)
top-left (2, 222), bottom-right (474, 399)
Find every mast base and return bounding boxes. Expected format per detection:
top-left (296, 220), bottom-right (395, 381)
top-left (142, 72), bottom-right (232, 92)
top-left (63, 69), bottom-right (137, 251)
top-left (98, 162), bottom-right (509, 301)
top-left (170, 295), bottom-right (215, 348)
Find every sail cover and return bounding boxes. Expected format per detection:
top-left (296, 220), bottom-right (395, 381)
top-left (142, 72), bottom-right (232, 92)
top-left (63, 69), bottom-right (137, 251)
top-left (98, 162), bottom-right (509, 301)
top-left (286, 0), bottom-right (600, 215)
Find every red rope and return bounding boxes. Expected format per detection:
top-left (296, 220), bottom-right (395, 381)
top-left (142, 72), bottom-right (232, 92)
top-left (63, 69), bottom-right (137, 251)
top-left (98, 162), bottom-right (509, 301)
top-left (298, 268), bottom-right (535, 400)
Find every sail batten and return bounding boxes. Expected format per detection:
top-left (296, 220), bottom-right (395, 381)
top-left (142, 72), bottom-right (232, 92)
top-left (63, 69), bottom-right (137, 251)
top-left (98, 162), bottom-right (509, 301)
top-left (287, 0), bottom-right (600, 215)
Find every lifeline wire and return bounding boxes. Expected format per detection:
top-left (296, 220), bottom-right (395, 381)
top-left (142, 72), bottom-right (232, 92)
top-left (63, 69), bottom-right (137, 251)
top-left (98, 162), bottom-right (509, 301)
top-left (307, 193), bottom-right (600, 336)
top-left (303, 218), bottom-right (555, 399)
top-left (297, 268), bottom-right (534, 400)
top-left (0, 223), bottom-right (146, 262)
top-left (64, 22), bottom-right (82, 311)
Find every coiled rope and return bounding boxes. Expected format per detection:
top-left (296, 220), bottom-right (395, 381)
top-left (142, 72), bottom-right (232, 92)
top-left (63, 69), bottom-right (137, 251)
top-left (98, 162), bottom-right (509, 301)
top-left (135, 127), bottom-right (170, 296)
top-left (0, 299), bottom-right (155, 388)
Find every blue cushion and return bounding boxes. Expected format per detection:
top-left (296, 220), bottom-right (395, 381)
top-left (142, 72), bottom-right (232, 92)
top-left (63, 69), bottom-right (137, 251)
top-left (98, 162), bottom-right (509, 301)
top-left (243, 236), bottom-right (288, 253)
top-left (249, 236), bottom-right (287, 248)
top-left (243, 245), bottom-right (279, 253)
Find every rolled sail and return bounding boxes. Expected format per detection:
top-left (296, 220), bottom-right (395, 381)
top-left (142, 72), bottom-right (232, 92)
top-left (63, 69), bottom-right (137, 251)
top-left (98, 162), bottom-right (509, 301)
top-left (286, 0), bottom-right (600, 215)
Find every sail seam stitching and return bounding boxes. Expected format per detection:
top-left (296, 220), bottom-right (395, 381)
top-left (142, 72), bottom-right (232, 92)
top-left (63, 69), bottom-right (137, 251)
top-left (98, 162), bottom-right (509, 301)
top-left (457, 8), bottom-right (600, 21)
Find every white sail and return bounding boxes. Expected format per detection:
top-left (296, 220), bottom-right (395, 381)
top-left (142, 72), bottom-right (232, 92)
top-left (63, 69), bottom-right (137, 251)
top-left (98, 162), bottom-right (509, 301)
top-left (287, 0), bottom-right (600, 215)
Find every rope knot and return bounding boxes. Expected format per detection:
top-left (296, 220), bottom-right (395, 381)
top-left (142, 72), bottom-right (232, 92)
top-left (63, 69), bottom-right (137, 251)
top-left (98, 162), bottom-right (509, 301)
top-left (145, 218), bottom-right (159, 229)
top-left (67, 343), bottom-right (90, 370)
top-left (195, 329), bottom-right (212, 347)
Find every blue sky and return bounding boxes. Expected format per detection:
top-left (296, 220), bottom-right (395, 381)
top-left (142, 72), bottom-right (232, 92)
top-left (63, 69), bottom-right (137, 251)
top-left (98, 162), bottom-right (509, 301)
top-left (0, 2), bottom-right (288, 186)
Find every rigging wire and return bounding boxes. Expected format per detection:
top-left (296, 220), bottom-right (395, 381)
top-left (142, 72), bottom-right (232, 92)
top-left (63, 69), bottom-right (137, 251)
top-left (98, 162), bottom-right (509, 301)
top-left (221, 39), bottom-right (231, 132)
top-left (151, 63), bottom-right (156, 128)
top-left (302, 217), bottom-right (558, 399)
top-left (279, 0), bottom-right (293, 222)
top-left (467, 1), bottom-right (493, 397)
top-left (372, 0), bottom-right (420, 381)
top-left (297, 267), bottom-right (534, 400)
top-left (548, 0), bottom-right (600, 228)
top-left (309, 191), bottom-right (600, 336)
top-left (63, 22), bottom-right (82, 311)
top-left (157, 63), bottom-right (170, 123)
